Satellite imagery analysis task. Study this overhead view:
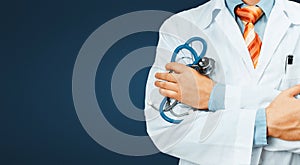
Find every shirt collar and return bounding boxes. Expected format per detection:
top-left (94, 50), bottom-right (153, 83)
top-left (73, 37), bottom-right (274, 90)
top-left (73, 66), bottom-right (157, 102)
top-left (195, 0), bottom-right (300, 30)
top-left (225, 0), bottom-right (274, 19)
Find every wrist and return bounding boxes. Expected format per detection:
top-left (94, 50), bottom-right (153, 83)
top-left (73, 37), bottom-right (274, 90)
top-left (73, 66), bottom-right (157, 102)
top-left (199, 79), bottom-right (215, 109)
top-left (265, 106), bottom-right (280, 138)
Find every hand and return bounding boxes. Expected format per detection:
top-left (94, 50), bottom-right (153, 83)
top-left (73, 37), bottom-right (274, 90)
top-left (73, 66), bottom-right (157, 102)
top-left (154, 62), bottom-right (214, 109)
top-left (266, 84), bottom-right (300, 141)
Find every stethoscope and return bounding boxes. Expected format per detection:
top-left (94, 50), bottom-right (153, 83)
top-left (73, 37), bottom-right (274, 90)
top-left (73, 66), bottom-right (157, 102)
top-left (158, 37), bottom-right (215, 124)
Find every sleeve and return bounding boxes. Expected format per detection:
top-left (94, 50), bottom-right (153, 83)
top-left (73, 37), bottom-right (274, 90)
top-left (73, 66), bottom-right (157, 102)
top-left (144, 18), bottom-right (258, 165)
top-left (214, 22), bottom-right (300, 152)
top-left (264, 138), bottom-right (300, 154)
top-left (253, 108), bottom-right (267, 147)
top-left (208, 83), bottom-right (225, 111)
top-left (223, 84), bottom-right (280, 110)
top-left (208, 84), bottom-right (268, 147)
top-left (208, 83), bottom-right (281, 111)
top-left (208, 83), bottom-right (300, 153)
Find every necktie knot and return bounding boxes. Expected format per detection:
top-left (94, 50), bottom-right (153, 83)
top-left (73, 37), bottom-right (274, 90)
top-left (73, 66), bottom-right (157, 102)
top-left (235, 6), bottom-right (263, 24)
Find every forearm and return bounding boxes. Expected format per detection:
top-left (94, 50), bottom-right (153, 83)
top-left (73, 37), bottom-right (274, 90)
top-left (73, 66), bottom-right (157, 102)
top-left (208, 83), bottom-right (300, 152)
top-left (209, 83), bottom-right (281, 111)
top-left (208, 83), bottom-right (278, 147)
top-left (145, 104), bottom-right (258, 164)
top-left (145, 64), bottom-right (258, 164)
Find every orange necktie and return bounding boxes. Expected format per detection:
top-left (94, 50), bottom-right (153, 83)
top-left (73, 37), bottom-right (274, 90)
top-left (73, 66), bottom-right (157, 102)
top-left (235, 6), bottom-right (263, 69)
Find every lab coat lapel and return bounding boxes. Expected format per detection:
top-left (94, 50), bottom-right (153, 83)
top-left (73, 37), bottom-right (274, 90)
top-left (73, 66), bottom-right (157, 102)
top-left (215, 8), bottom-right (255, 76)
top-left (254, 2), bottom-right (291, 82)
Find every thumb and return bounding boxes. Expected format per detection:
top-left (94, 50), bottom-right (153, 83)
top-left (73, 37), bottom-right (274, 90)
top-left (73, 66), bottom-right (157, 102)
top-left (165, 62), bottom-right (188, 74)
top-left (285, 84), bottom-right (300, 97)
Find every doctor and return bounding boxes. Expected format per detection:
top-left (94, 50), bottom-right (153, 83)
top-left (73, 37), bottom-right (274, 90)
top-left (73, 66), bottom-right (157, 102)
top-left (145, 0), bottom-right (300, 165)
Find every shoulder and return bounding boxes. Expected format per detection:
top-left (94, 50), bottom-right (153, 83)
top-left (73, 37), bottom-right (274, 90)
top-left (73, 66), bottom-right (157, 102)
top-left (160, 1), bottom-right (215, 31)
top-left (175, 1), bottom-right (212, 20)
top-left (284, 0), bottom-right (300, 24)
top-left (285, 0), bottom-right (300, 9)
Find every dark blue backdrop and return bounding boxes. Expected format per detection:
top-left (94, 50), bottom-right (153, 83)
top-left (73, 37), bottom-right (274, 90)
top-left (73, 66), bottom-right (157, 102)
top-left (3, 0), bottom-right (207, 164)
top-left (3, 0), bottom-right (300, 165)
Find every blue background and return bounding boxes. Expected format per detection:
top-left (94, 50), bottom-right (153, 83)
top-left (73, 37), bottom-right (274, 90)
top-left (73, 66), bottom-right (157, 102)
top-left (3, 0), bottom-right (207, 164)
top-left (3, 0), bottom-right (300, 164)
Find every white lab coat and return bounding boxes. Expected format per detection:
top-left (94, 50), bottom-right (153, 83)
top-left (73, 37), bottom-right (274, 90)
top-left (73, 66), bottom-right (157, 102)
top-left (144, 0), bottom-right (300, 164)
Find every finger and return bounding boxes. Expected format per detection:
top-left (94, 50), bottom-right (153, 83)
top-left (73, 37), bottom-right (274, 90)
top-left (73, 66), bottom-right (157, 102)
top-left (165, 62), bottom-right (188, 74)
top-left (155, 72), bottom-right (177, 83)
top-left (285, 84), bottom-right (300, 97)
top-left (159, 88), bottom-right (179, 100)
top-left (154, 81), bottom-right (179, 92)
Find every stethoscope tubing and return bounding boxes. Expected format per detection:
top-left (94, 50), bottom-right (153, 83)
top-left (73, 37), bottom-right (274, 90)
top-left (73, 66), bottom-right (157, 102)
top-left (159, 37), bottom-right (208, 124)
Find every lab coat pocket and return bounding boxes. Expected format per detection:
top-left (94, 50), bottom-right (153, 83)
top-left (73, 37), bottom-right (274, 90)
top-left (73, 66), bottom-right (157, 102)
top-left (279, 65), bottom-right (300, 90)
top-left (285, 63), bottom-right (300, 79)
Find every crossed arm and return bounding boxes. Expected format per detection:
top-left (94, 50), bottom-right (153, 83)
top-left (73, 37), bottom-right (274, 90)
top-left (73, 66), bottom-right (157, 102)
top-left (154, 62), bottom-right (300, 141)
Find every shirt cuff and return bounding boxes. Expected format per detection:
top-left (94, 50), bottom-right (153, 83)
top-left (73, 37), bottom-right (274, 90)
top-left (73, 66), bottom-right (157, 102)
top-left (208, 83), bottom-right (225, 111)
top-left (253, 108), bottom-right (268, 147)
